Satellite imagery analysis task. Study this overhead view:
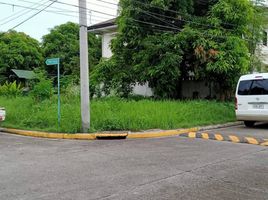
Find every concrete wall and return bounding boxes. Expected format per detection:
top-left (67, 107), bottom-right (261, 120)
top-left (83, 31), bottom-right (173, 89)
top-left (132, 82), bottom-right (153, 97)
top-left (102, 33), bottom-right (115, 58)
top-left (259, 28), bottom-right (268, 67)
top-left (181, 81), bottom-right (216, 99)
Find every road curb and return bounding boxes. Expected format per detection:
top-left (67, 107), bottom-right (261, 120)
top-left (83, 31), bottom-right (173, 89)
top-left (127, 128), bottom-right (199, 139)
top-left (0, 128), bottom-right (198, 140)
top-left (179, 132), bottom-right (268, 146)
top-left (197, 122), bottom-right (243, 131)
top-left (2, 123), bottom-right (266, 146)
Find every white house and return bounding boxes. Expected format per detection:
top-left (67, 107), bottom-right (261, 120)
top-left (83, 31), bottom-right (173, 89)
top-left (88, 18), bottom-right (153, 97)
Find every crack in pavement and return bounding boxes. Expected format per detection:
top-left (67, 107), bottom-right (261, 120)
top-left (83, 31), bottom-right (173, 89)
top-left (94, 148), bottom-right (267, 200)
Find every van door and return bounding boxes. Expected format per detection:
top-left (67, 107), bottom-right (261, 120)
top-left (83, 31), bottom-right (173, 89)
top-left (237, 79), bottom-right (268, 112)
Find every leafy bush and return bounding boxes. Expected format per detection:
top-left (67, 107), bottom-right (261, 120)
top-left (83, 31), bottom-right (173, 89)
top-left (31, 78), bottom-right (53, 101)
top-left (0, 81), bottom-right (22, 97)
top-left (91, 58), bottom-right (134, 98)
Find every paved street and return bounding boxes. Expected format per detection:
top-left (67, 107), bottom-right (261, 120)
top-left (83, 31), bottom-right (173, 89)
top-left (0, 130), bottom-right (267, 200)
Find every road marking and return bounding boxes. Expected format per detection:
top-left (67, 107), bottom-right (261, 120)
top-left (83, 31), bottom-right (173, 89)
top-left (215, 134), bottom-right (224, 141)
top-left (188, 132), bottom-right (196, 138)
top-left (229, 135), bottom-right (240, 143)
top-left (245, 137), bottom-right (259, 145)
top-left (201, 133), bottom-right (209, 139)
top-left (261, 141), bottom-right (268, 146)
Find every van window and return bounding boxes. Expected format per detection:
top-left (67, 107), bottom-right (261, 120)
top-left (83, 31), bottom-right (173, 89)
top-left (238, 79), bottom-right (268, 95)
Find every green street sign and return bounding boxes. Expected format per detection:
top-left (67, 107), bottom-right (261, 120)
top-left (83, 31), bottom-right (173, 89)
top-left (46, 58), bottom-right (59, 65)
top-left (45, 57), bottom-right (61, 128)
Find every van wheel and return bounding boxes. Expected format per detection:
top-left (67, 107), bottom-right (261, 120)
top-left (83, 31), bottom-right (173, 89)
top-left (244, 121), bottom-right (255, 127)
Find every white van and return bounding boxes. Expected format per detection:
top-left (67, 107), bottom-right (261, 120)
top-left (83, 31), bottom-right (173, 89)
top-left (235, 73), bottom-right (268, 127)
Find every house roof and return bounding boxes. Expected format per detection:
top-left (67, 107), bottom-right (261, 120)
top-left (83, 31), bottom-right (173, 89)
top-left (88, 18), bottom-right (117, 34)
top-left (11, 69), bottom-right (36, 79)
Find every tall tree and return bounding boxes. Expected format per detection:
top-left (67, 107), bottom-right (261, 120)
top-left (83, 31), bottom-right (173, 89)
top-left (42, 22), bottom-right (101, 78)
top-left (92, 0), bottom-right (264, 99)
top-left (0, 31), bottom-right (43, 83)
top-left (93, 0), bottom-right (194, 98)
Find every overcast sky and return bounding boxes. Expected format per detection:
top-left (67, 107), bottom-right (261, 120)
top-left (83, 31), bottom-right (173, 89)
top-left (0, 0), bottom-right (119, 41)
top-left (0, 0), bottom-right (267, 41)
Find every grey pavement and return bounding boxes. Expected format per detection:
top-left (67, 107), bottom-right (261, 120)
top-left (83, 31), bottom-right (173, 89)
top-left (0, 131), bottom-right (267, 200)
top-left (201, 123), bottom-right (268, 139)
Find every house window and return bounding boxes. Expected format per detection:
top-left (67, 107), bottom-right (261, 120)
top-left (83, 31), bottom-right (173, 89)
top-left (263, 31), bottom-right (267, 46)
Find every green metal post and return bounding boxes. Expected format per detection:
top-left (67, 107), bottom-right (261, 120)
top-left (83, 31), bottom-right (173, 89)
top-left (57, 58), bottom-right (61, 128)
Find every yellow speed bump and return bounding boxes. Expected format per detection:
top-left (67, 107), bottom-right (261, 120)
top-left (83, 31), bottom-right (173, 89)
top-left (245, 137), bottom-right (259, 145)
top-left (215, 134), bottom-right (224, 141)
top-left (201, 133), bottom-right (209, 139)
top-left (261, 141), bottom-right (268, 146)
top-left (229, 135), bottom-right (240, 143)
top-left (188, 132), bottom-right (197, 138)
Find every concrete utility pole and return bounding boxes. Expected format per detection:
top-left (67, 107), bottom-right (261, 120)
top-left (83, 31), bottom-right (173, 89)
top-left (79, 0), bottom-right (90, 132)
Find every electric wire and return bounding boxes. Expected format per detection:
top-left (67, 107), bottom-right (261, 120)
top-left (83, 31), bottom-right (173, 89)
top-left (0, 0), bottom-right (46, 23)
top-left (0, 0), bottom-right (259, 43)
top-left (48, 0), bottom-right (116, 17)
top-left (10, 0), bottom-right (58, 30)
top-left (16, 0), bottom-right (118, 11)
top-left (0, 2), bottom-right (110, 26)
top-left (0, 0), bottom-right (53, 26)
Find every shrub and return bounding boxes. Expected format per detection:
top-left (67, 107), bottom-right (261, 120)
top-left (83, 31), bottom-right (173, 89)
top-left (31, 78), bottom-right (53, 101)
top-left (0, 81), bottom-right (22, 97)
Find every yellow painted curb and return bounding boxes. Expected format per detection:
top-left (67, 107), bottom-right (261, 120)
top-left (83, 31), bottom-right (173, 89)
top-left (3, 128), bottom-right (97, 140)
top-left (127, 128), bottom-right (199, 139)
top-left (1, 128), bottom-right (198, 140)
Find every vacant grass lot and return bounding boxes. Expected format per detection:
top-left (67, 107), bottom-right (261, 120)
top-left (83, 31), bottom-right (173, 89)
top-left (0, 96), bottom-right (236, 133)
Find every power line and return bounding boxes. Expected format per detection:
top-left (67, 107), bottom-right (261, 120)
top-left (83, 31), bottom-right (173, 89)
top-left (48, 0), bottom-right (116, 17)
top-left (0, 2), bottom-right (110, 26)
top-left (10, 0), bottom-right (58, 30)
top-left (0, 0), bottom-right (46, 23)
top-left (95, 0), bottom-right (118, 6)
top-left (0, 0), bottom-right (51, 26)
top-left (16, 0), bottom-right (118, 12)
top-left (107, 0), bottom-right (243, 28)
top-left (0, 0), bottom-right (255, 43)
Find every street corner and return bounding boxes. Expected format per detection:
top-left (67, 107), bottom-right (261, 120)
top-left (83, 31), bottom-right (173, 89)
top-left (0, 127), bottom-right (198, 141)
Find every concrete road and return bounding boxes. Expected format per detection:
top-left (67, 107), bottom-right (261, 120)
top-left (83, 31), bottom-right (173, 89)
top-left (0, 131), bottom-right (267, 200)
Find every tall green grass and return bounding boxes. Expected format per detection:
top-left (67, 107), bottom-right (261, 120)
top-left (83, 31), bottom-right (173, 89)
top-left (0, 96), bottom-right (236, 133)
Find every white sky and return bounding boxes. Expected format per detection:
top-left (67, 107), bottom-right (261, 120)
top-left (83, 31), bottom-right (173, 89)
top-left (0, 0), bottom-right (119, 41)
top-left (0, 0), bottom-right (267, 41)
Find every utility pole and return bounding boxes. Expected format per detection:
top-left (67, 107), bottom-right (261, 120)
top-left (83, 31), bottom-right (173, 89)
top-left (79, 0), bottom-right (90, 132)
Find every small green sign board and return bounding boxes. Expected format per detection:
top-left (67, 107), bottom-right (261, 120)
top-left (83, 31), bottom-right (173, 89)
top-left (46, 58), bottom-right (59, 65)
top-left (45, 57), bottom-right (61, 128)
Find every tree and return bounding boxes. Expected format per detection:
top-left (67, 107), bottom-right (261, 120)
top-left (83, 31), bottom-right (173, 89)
top-left (93, 0), bottom-right (193, 98)
top-left (92, 0), bottom-right (264, 99)
top-left (0, 31), bottom-right (44, 83)
top-left (42, 22), bottom-right (101, 78)
top-left (179, 0), bottom-right (255, 99)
